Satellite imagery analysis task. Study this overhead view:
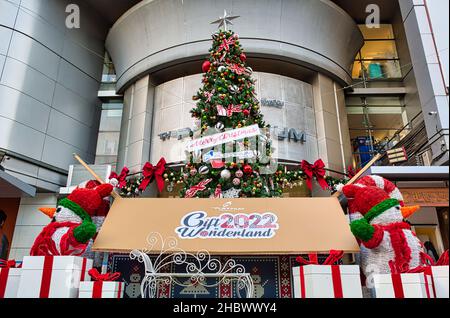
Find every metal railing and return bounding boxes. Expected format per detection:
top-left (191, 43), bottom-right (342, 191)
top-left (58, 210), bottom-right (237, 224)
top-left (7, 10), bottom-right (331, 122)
top-left (352, 112), bottom-right (449, 167)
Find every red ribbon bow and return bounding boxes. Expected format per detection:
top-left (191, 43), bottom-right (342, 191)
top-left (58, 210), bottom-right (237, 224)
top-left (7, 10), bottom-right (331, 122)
top-left (296, 250), bottom-right (344, 266)
top-left (88, 268), bottom-right (121, 282)
top-left (138, 158), bottom-right (166, 193)
top-left (0, 259), bottom-right (20, 268)
top-left (419, 250), bottom-right (449, 267)
top-left (204, 90), bottom-right (215, 103)
top-left (217, 104), bottom-right (242, 117)
top-left (437, 250), bottom-right (449, 266)
top-left (296, 250), bottom-right (345, 298)
top-left (109, 167), bottom-right (129, 188)
top-left (218, 38), bottom-right (235, 52)
top-left (301, 159), bottom-right (329, 191)
top-left (228, 63), bottom-right (245, 75)
top-left (185, 179), bottom-right (212, 198)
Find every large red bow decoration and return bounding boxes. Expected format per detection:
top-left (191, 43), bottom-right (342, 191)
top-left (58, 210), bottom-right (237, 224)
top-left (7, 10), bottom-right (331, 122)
top-left (109, 167), bottom-right (129, 188)
top-left (218, 38), bottom-right (235, 53)
top-left (88, 268), bottom-right (121, 282)
top-left (138, 158), bottom-right (166, 192)
top-left (185, 179), bottom-right (212, 198)
top-left (296, 250), bottom-right (344, 266)
top-left (301, 159), bottom-right (329, 191)
top-left (0, 259), bottom-right (20, 268)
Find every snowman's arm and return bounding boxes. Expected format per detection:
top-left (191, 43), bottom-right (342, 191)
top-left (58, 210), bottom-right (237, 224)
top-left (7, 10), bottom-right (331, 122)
top-left (73, 221), bottom-right (97, 243)
top-left (350, 219), bottom-right (384, 249)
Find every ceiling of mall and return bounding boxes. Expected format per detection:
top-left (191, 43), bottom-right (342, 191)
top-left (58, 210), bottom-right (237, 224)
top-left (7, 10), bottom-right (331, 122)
top-left (86, 0), bottom-right (399, 27)
top-left (85, 0), bottom-right (141, 25)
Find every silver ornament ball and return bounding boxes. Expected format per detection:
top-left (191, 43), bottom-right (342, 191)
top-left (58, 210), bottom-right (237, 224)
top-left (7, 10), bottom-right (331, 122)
top-left (220, 169), bottom-right (232, 180)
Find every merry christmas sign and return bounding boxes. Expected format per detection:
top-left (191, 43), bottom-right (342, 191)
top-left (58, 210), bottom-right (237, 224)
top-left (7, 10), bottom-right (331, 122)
top-left (93, 198), bottom-right (358, 255)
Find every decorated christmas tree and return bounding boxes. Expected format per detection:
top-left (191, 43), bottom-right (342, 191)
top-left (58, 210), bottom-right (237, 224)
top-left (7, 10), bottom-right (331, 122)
top-left (178, 27), bottom-right (306, 199)
top-left (108, 18), bottom-right (345, 198)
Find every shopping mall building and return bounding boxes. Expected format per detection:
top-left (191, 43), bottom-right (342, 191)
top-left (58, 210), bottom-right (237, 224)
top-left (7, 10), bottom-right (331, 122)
top-left (0, 0), bottom-right (448, 297)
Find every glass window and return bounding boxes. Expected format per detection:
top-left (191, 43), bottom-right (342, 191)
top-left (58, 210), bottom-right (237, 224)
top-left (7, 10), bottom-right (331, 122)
top-left (360, 41), bottom-right (399, 60)
top-left (96, 132), bottom-right (121, 156)
top-left (95, 99), bottom-right (124, 167)
top-left (102, 52), bottom-right (117, 83)
top-left (354, 60), bottom-right (402, 80)
top-left (353, 24), bottom-right (402, 80)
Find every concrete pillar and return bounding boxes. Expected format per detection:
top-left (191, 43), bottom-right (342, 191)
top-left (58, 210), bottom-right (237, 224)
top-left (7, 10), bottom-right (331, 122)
top-left (117, 75), bottom-right (155, 173)
top-left (399, 0), bottom-right (449, 165)
top-left (312, 73), bottom-right (353, 178)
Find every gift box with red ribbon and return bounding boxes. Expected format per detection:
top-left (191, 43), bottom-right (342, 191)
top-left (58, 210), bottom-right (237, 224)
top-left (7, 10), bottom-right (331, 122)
top-left (0, 259), bottom-right (22, 298)
top-left (292, 250), bottom-right (363, 298)
top-left (370, 260), bottom-right (435, 298)
top-left (79, 269), bottom-right (123, 298)
top-left (423, 250), bottom-right (449, 298)
top-left (17, 256), bottom-right (92, 298)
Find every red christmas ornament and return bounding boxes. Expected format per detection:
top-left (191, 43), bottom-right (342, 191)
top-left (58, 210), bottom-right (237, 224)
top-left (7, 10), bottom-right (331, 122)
top-left (240, 53), bottom-right (247, 62)
top-left (243, 164), bottom-right (253, 175)
top-left (202, 61), bottom-right (211, 73)
top-left (243, 109), bottom-right (250, 116)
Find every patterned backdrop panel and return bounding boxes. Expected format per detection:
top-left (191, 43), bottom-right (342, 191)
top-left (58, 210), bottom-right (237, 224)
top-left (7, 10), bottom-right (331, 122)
top-left (109, 254), bottom-right (301, 298)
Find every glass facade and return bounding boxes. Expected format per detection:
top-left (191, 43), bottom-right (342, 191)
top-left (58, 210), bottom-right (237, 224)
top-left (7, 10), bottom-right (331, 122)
top-left (352, 25), bottom-right (402, 80)
top-left (95, 100), bottom-right (123, 170)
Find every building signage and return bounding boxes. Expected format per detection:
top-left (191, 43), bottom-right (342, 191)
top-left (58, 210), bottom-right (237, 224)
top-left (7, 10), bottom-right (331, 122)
top-left (261, 98), bottom-right (284, 108)
top-left (275, 128), bottom-right (307, 143)
top-left (401, 188), bottom-right (449, 207)
top-left (159, 127), bottom-right (194, 141)
top-left (185, 124), bottom-right (260, 152)
top-left (175, 211), bottom-right (279, 239)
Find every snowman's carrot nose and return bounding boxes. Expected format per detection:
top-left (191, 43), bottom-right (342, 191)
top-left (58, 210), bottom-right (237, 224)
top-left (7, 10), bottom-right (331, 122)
top-left (401, 205), bottom-right (420, 218)
top-left (39, 207), bottom-right (56, 218)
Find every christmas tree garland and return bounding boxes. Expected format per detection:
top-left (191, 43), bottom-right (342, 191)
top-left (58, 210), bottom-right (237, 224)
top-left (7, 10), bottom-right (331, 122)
top-left (109, 160), bottom-right (347, 198)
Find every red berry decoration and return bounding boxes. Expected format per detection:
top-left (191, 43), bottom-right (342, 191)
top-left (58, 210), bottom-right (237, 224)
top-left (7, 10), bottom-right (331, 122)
top-left (202, 61), bottom-right (211, 73)
top-left (240, 53), bottom-right (247, 62)
top-left (243, 164), bottom-right (253, 175)
top-left (243, 109), bottom-right (250, 116)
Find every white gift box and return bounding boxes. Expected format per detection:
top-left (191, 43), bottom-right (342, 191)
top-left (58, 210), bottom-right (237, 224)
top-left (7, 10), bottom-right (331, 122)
top-left (292, 265), bottom-right (363, 298)
top-left (371, 272), bottom-right (434, 298)
top-left (431, 266), bottom-right (449, 298)
top-left (0, 268), bottom-right (22, 298)
top-left (17, 256), bottom-right (92, 298)
top-left (79, 281), bottom-right (124, 298)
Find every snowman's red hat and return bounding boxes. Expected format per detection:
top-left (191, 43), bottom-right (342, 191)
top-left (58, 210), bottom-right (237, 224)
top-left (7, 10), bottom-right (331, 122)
top-left (342, 185), bottom-right (392, 217)
top-left (67, 184), bottom-right (113, 216)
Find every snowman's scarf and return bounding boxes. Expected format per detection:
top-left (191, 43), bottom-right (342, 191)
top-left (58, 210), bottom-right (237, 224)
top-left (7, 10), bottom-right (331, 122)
top-left (380, 222), bottom-right (412, 272)
top-left (30, 222), bottom-right (88, 256)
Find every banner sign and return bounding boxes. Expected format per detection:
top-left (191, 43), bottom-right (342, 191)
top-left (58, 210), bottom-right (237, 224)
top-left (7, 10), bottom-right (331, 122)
top-left (185, 125), bottom-right (260, 152)
top-left (203, 150), bottom-right (255, 162)
top-left (176, 211), bottom-right (279, 239)
top-left (93, 198), bottom-right (359, 255)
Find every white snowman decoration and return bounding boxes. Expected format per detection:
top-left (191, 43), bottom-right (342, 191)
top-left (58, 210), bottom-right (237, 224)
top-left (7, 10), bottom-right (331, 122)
top-left (251, 267), bottom-right (268, 298)
top-left (125, 272), bottom-right (142, 298)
